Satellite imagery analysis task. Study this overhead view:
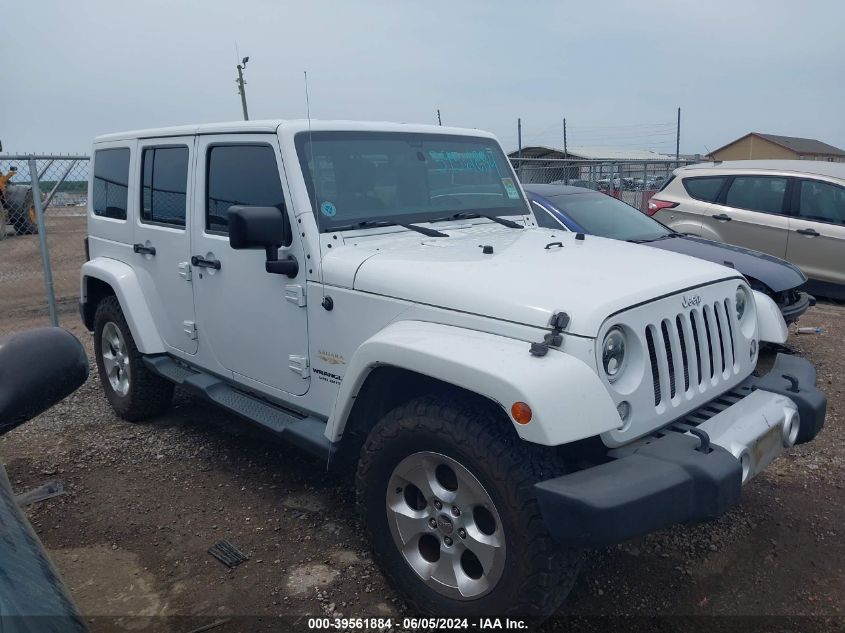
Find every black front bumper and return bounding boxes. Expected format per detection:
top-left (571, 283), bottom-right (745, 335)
top-left (535, 354), bottom-right (826, 548)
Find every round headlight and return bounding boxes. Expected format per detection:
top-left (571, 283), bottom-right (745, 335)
top-left (735, 286), bottom-right (747, 320)
top-left (602, 327), bottom-right (627, 382)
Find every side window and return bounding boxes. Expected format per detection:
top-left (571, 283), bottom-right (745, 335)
top-left (206, 144), bottom-right (287, 239)
top-left (798, 179), bottom-right (845, 225)
top-left (682, 176), bottom-right (725, 202)
top-left (141, 146), bottom-right (189, 226)
top-left (92, 148), bottom-right (130, 219)
top-left (531, 201), bottom-right (564, 229)
top-left (724, 176), bottom-right (788, 214)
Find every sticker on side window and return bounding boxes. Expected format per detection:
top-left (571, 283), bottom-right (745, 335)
top-left (501, 178), bottom-right (520, 199)
top-left (320, 201), bottom-right (337, 217)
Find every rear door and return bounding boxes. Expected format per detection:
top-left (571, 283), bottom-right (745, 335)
top-left (703, 174), bottom-right (790, 257)
top-left (786, 178), bottom-right (845, 287)
top-left (132, 137), bottom-right (198, 355)
top-left (190, 135), bottom-right (310, 397)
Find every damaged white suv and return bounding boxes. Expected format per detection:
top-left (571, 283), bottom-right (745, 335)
top-left (80, 121), bottom-right (826, 620)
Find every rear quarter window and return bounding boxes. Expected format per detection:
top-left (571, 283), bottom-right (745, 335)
top-left (682, 176), bottom-right (726, 202)
top-left (92, 148), bottom-right (130, 220)
top-left (657, 175), bottom-right (675, 192)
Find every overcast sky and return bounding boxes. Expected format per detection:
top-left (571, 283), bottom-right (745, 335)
top-left (3, 0), bottom-right (844, 156)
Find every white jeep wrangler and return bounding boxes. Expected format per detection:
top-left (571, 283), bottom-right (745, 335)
top-left (80, 120), bottom-right (826, 619)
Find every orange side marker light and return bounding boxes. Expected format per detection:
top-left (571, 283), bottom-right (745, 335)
top-left (511, 402), bottom-right (532, 425)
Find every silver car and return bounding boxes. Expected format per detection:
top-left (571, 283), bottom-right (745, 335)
top-left (648, 160), bottom-right (845, 299)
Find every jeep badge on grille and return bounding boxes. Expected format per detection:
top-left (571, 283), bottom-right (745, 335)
top-left (682, 294), bottom-right (702, 308)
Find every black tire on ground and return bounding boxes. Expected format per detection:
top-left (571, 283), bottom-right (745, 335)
top-left (356, 395), bottom-right (582, 620)
top-left (93, 295), bottom-right (174, 421)
top-left (5, 186), bottom-right (38, 235)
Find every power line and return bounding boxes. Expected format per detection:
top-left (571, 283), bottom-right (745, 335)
top-left (566, 122), bottom-right (676, 130)
top-left (524, 124), bottom-right (675, 141)
top-left (567, 131), bottom-right (678, 141)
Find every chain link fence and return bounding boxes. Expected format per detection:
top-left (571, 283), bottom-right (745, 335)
top-left (0, 155), bottom-right (89, 337)
top-left (0, 153), bottom-right (697, 337)
top-left (510, 157), bottom-right (697, 211)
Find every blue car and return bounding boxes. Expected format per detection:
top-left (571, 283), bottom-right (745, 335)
top-left (525, 184), bottom-right (812, 324)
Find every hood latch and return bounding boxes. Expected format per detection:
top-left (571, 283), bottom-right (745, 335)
top-left (529, 312), bottom-right (570, 357)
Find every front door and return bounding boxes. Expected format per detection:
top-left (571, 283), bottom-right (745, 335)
top-left (133, 137), bottom-right (198, 355)
top-left (786, 178), bottom-right (845, 288)
top-left (191, 135), bottom-right (310, 397)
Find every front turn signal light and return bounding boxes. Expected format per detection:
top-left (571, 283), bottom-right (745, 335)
top-left (511, 402), bottom-right (532, 425)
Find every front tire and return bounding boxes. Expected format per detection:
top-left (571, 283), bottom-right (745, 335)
top-left (93, 295), bottom-right (173, 421)
top-left (356, 396), bottom-right (581, 620)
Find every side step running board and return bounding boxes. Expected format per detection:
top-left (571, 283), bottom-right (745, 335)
top-left (143, 355), bottom-right (337, 462)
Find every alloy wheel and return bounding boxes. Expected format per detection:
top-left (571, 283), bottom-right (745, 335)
top-left (385, 451), bottom-right (506, 600)
top-left (101, 321), bottom-right (130, 396)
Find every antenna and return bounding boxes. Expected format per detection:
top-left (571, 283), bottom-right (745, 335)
top-left (304, 71), bottom-right (313, 125)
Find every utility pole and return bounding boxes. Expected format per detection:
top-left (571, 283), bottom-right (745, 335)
top-left (236, 56), bottom-right (250, 121)
top-left (437, 109), bottom-right (442, 126)
top-left (563, 118), bottom-right (567, 156)
top-left (563, 117), bottom-right (568, 184)
top-left (675, 107), bottom-right (681, 161)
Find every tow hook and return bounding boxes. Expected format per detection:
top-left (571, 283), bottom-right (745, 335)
top-left (670, 421), bottom-right (713, 454)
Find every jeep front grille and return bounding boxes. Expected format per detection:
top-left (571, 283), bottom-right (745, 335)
top-left (645, 299), bottom-right (738, 407)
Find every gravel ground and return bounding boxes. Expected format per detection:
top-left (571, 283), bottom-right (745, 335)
top-left (1, 302), bottom-right (843, 633)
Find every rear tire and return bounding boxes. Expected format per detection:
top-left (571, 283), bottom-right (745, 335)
top-left (356, 395), bottom-right (581, 620)
top-left (93, 295), bottom-right (173, 421)
top-left (13, 204), bottom-right (39, 235)
top-left (5, 186), bottom-right (38, 235)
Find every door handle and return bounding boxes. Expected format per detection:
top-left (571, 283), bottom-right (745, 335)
top-left (796, 228), bottom-right (820, 237)
top-left (712, 213), bottom-right (732, 221)
top-left (133, 243), bottom-right (156, 255)
top-left (191, 255), bottom-right (221, 270)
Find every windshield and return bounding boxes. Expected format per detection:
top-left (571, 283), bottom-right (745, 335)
top-left (550, 192), bottom-right (670, 241)
top-left (295, 131), bottom-right (529, 230)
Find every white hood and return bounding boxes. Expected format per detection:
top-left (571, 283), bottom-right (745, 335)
top-left (321, 224), bottom-right (742, 338)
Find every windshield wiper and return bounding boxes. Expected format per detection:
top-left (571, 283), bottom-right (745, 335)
top-left (399, 223), bottom-right (448, 237)
top-left (431, 212), bottom-right (523, 229)
top-left (329, 219), bottom-right (398, 231)
top-left (329, 219), bottom-right (447, 237)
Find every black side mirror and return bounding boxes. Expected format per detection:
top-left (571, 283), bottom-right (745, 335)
top-left (227, 206), bottom-right (298, 278)
top-left (0, 328), bottom-right (89, 436)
